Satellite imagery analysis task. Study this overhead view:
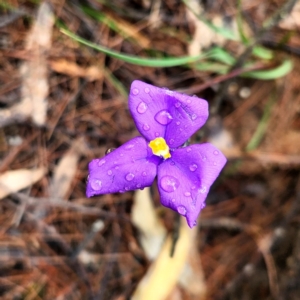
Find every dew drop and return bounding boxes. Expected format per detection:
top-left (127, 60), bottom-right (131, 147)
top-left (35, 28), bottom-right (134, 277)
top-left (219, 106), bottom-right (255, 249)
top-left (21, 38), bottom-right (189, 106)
top-left (132, 88), bottom-right (139, 95)
top-left (191, 185), bottom-right (197, 190)
top-left (213, 150), bottom-right (219, 155)
top-left (176, 121), bottom-right (180, 126)
top-left (145, 87), bottom-right (150, 94)
top-left (155, 110), bottom-right (173, 125)
top-left (125, 144), bottom-right (134, 150)
top-left (186, 147), bottom-right (192, 153)
top-left (91, 179), bottom-right (102, 191)
top-left (169, 139), bottom-right (174, 145)
top-left (189, 164), bottom-right (198, 172)
top-left (172, 198), bottom-right (176, 202)
top-left (160, 175), bottom-right (180, 192)
top-left (155, 132), bottom-right (160, 137)
top-left (143, 124), bottom-right (150, 131)
top-left (107, 170), bottom-right (112, 176)
top-left (187, 99), bottom-right (191, 104)
top-left (119, 190), bottom-right (125, 193)
top-left (191, 114), bottom-right (197, 120)
top-left (170, 161), bottom-right (175, 166)
top-left (201, 203), bottom-right (206, 209)
top-left (136, 183), bottom-right (141, 188)
top-left (115, 166), bottom-right (119, 170)
top-left (184, 191), bottom-right (191, 197)
top-left (177, 206), bottom-right (186, 216)
top-left (142, 172), bottom-right (147, 177)
top-left (120, 153), bottom-right (124, 157)
top-left (98, 159), bottom-right (106, 167)
top-left (125, 186), bottom-right (129, 191)
top-left (213, 161), bottom-right (217, 166)
top-left (199, 186), bottom-right (207, 194)
top-left (202, 156), bottom-right (207, 162)
top-left (175, 102), bottom-right (181, 108)
top-left (125, 173), bottom-right (135, 181)
top-left (137, 102), bottom-right (148, 114)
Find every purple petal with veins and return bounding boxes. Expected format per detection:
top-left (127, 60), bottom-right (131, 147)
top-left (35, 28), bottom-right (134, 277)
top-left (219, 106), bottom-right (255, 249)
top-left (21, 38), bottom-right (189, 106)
top-left (86, 137), bottom-right (160, 197)
top-left (157, 143), bottom-right (226, 227)
top-left (129, 80), bottom-right (209, 147)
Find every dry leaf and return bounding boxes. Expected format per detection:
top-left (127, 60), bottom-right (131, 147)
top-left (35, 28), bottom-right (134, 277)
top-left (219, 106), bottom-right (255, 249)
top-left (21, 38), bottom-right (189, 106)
top-left (279, 1), bottom-right (300, 30)
top-left (0, 2), bottom-right (54, 127)
top-left (131, 219), bottom-right (196, 300)
top-left (49, 138), bottom-right (85, 199)
top-left (50, 60), bottom-right (104, 81)
top-left (20, 2), bottom-right (54, 126)
top-left (132, 188), bottom-right (167, 260)
top-left (0, 168), bottom-right (45, 199)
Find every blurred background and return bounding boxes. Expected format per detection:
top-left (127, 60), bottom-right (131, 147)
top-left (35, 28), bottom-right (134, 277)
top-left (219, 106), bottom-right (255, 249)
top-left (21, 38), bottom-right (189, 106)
top-left (1, 0), bottom-right (300, 299)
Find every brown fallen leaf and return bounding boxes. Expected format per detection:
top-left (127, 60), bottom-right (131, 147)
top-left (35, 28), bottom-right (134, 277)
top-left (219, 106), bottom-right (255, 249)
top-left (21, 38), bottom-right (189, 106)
top-left (50, 59), bottom-right (104, 81)
top-left (0, 168), bottom-right (45, 200)
top-left (49, 138), bottom-right (85, 199)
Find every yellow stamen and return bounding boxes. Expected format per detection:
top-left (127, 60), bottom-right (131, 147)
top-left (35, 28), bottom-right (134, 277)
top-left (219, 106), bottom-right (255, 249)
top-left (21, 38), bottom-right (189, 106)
top-left (149, 137), bottom-right (171, 159)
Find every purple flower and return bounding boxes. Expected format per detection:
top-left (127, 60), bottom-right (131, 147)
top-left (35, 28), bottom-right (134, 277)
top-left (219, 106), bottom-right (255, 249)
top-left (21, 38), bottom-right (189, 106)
top-left (86, 80), bottom-right (226, 227)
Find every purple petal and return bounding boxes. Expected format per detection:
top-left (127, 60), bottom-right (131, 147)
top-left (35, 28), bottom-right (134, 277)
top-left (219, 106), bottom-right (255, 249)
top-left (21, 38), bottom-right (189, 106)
top-left (129, 80), bottom-right (208, 147)
top-left (157, 143), bottom-right (226, 227)
top-left (86, 137), bottom-right (160, 197)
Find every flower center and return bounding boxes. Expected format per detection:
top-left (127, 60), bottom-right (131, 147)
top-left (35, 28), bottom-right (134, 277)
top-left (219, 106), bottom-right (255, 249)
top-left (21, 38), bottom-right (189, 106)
top-left (149, 137), bottom-right (171, 159)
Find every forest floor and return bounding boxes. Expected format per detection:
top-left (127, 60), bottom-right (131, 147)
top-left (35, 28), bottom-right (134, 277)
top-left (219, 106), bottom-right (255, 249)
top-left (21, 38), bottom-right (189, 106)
top-left (1, 0), bottom-right (300, 299)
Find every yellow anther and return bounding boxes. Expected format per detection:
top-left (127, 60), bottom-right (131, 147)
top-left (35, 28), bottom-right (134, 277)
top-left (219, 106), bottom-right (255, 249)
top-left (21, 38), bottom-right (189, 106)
top-left (149, 137), bottom-right (171, 159)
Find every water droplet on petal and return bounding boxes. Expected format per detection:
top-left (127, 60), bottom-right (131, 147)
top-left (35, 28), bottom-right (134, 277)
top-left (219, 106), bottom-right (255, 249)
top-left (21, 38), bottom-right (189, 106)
top-left (177, 206), bottom-right (186, 215)
top-left (155, 110), bottom-right (173, 125)
top-left (186, 147), bottom-right (192, 153)
top-left (213, 150), bottom-right (219, 155)
top-left (175, 102), bottom-right (181, 108)
top-left (160, 175), bottom-right (180, 192)
top-left (125, 186), bottom-right (129, 191)
top-left (199, 186), bottom-right (207, 194)
top-left (169, 139), bottom-right (174, 145)
top-left (191, 114), bottom-right (197, 120)
top-left (125, 173), bottom-right (134, 181)
top-left (189, 164), bottom-right (198, 172)
top-left (176, 121), bottom-right (180, 126)
top-left (120, 153), bottom-right (124, 157)
top-left (155, 132), bottom-right (160, 137)
top-left (184, 191), bottom-right (191, 197)
top-left (119, 190), bottom-right (125, 193)
top-left (132, 88), bottom-right (139, 95)
top-left (191, 185), bottom-right (197, 190)
top-left (213, 161), bottom-right (217, 166)
top-left (137, 102), bottom-right (148, 114)
top-left (91, 179), bottom-right (102, 191)
top-left (170, 161), bottom-right (175, 166)
top-left (136, 183), bottom-right (141, 188)
top-left (202, 156), bottom-right (207, 162)
top-left (145, 87), bottom-right (150, 93)
top-left (98, 160), bottom-right (106, 167)
top-left (172, 198), bottom-right (175, 202)
top-left (142, 172), bottom-right (147, 177)
top-left (187, 99), bottom-right (191, 104)
top-left (115, 166), bottom-right (119, 170)
top-left (125, 144), bottom-right (134, 150)
top-left (107, 170), bottom-right (112, 176)
top-left (143, 124), bottom-right (150, 131)
top-left (193, 221), bottom-right (197, 226)
top-left (201, 202), bottom-right (206, 209)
